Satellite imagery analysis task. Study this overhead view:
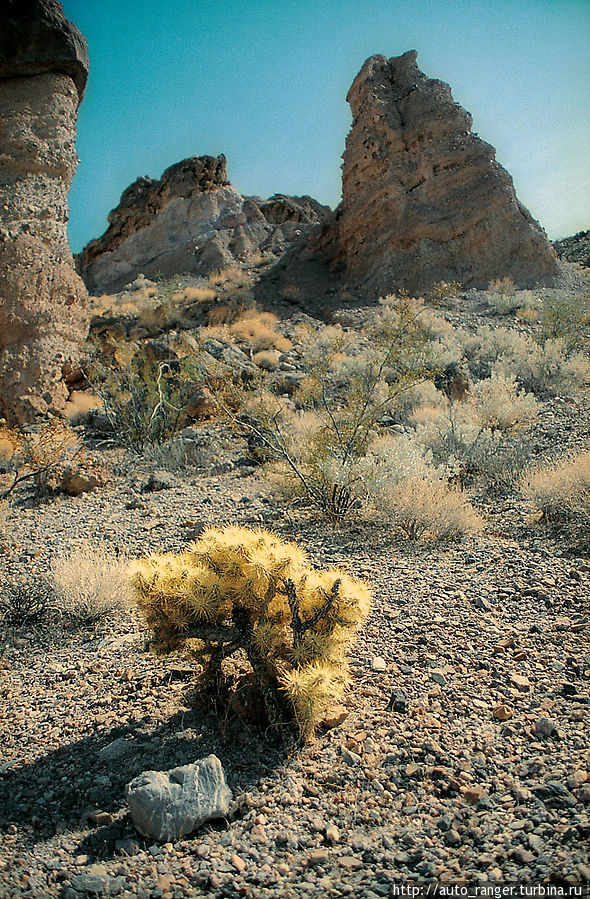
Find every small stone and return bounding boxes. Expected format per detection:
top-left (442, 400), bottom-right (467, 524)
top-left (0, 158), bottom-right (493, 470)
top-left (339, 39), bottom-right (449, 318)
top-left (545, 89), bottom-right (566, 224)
top-left (231, 854), bottom-right (247, 873)
top-left (125, 754), bottom-right (232, 842)
top-left (321, 705), bottom-right (349, 729)
top-left (87, 810), bottom-right (113, 827)
top-left (475, 596), bottom-right (493, 613)
top-left (460, 785), bottom-right (486, 804)
top-left (307, 849), bottom-right (329, 867)
top-left (534, 717), bottom-right (556, 737)
top-left (337, 856), bottom-right (363, 870)
top-left (444, 829), bottom-right (461, 847)
top-left (387, 689), bottom-right (408, 713)
top-left (342, 748), bottom-right (361, 766)
top-left (430, 670), bottom-right (447, 686)
top-left (371, 656), bottom-right (387, 672)
top-left (510, 673), bottom-right (531, 691)
top-left (325, 824), bottom-right (340, 845)
top-left (492, 704), bottom-right (513, 721)
top-left (512, 847), bottom-right (535, 865)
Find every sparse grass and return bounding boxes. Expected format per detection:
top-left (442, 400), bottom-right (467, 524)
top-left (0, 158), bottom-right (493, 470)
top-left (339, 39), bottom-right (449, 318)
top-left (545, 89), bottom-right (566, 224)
top-left (173, 286), bottom-right (217, 303)
top-left (51, 542), bottom-right (131, 625)
top-left (252, 349), bottom-right (281, 370)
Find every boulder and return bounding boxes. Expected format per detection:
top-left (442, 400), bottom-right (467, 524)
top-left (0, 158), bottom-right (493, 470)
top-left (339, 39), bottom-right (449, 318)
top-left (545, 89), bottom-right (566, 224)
top-left (0, 0), bottom-right (90, 425)
top-left (125, 754), bottom-right (233, 842)
top-left (315, 50), bottom-right (558, 293)
top-left (77, 157), bottom-right (331, 294)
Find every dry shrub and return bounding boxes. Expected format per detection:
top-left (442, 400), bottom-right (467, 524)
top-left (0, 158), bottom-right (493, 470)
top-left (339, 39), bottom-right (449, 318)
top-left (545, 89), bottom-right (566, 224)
top-left (175, 286), bottom-right (217, 303)
top-left (488, 276), bottom-right (516, 295)
top-left (252, 350), bottom-right (281, 371)
top-left (51, 542), bottom-right (131, 625)
top-left (64, 391), bottom-right (102, 421)
top-left (207, 305), bottom-right (233, 326)
top-left (208, 266), bottom-right (251, 288)
top-left (230, 310), bottom-right (292, 352)
top-left (522, 449), bottom-right (590, 548)
top-left (374, 476), bottom-right (483, 541)
top-left (470, 373), bottom-right (538, 430)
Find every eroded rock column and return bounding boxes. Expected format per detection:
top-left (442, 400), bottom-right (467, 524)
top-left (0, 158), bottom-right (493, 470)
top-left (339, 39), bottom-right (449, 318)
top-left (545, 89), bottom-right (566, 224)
top-left (0, 0), bottom-right (90, 424)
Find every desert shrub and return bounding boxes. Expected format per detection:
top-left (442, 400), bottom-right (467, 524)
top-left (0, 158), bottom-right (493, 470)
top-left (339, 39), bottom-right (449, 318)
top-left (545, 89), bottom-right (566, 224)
top-left (539, 292), bottom-right (590, 352)
top-left (414, 375), bottom-right (538, 489)
top-left (462, 326), bottom-right (590, 397)
top-left (252, 349), bottom-right (281, 370)
top-left (230, 310), bottom-right (292, 353)
top-left (208, 266), bottom-right (251, 289)
top-left (430, 280), bottom-right (463, 304)
top-left (128, 525), bottom-right (372, 738)
top-left (87, 349), bottom-right (208, 452)
top-left (487, 288), bottom-right (539, 318)
top-left (372, 475), bottom-right (483, 541)
top-left (235, 298), bottom-right (438, 519)
top-left (51, 542), bottom-right (131, 625)
top-left (469, 373), bottom-right (538, 430)
top-left (0, 421), bottom-right (86, 498)
top-left (0, 579), bottom-right (55, 629)
top-left (521, 449), bottom-right (590, 549)
top-left (173, 286), bottom-right (217, 303)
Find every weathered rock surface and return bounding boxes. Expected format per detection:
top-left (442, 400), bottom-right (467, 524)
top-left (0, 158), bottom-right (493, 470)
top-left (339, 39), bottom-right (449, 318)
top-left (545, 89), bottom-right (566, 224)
top-left (315, 51), bottom-right (558, 293)
top-left (78, 157), bottom-right (330, 293)
top-left (125, 754), bottom-right (233, 842)
top-left (553, 230), bottom-right (590, 268)
top-left (0, 0), bottom-right (90, 425)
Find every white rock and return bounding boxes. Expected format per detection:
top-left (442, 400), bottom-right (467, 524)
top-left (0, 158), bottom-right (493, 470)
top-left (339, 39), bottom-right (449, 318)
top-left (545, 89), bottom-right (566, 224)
top-left (125, 754), bottom-right (232, 842)
top-left (371, 656), bottom-right (387, 672)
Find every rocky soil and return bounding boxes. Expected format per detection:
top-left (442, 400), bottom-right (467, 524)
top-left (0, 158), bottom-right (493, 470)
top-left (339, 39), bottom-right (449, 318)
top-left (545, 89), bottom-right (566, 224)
top-left (1, 273), bottom-right (589, 898)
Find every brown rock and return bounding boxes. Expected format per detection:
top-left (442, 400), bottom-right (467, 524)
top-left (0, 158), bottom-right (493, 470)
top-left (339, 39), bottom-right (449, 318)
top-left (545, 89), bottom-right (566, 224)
top-left (0, 1), bottom-right (89, 425)
top-left (321, 705), bottom-right (350, 730)
top-left (185, 387), bottom-right (218, 420)
top-left (492, 704), bottom-right (514, 721)
top-left (315, 51), bottom-right (557, 294)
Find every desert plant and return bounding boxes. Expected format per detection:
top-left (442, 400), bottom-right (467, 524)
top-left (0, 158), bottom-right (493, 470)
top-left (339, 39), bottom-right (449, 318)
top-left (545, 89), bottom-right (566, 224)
top-left (0, 421), bottom-right (84, 498)
top-left (230, 298), bottom-right (438, 519)
top-left (539, 292), bottom-right (590, 352)
top-left (51, 542), bottom-right (132, 625)
top-left (372, 475), bottom-right (483, 541)
top-left (430, 280), bottom-right (463, 304)
top-left (521, 449), bottom-right (590, 549)
top-left (87, 349), bottom-right (209, 452)
top-left (0, 579), bottom-right (56, 629)
top-left (230, 310), bottom-right (292, 353)
top-left (128, 525), bottom-right (372, 738)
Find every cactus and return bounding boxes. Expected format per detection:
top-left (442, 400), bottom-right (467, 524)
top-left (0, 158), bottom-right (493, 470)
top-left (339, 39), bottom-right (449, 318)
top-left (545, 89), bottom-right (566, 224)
top-left (128, 525), bottom-right (371, 738)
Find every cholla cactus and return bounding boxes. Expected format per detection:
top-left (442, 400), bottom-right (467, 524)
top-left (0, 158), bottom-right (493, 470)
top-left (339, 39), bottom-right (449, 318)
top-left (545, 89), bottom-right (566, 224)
top-left (128, 525), bottom-right (371, 738)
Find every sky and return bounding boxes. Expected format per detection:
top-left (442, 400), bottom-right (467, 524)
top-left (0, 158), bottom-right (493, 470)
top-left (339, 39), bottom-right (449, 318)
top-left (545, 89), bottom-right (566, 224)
top-left (62, 0), bottom-right (590, 253)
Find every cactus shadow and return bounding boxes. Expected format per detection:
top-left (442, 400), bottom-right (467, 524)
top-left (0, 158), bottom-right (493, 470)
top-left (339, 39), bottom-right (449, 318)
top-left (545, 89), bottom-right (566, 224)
top-left (0, 698), bottom-right (290, 860)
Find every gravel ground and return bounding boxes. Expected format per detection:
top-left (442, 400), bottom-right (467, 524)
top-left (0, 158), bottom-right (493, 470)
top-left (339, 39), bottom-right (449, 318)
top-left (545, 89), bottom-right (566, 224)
top-left (1, 283), bottom-right (589, 898)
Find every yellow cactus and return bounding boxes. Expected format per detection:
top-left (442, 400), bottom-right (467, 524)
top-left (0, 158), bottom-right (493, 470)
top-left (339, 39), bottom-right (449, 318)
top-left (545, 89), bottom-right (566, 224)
top-left (128, 525), bottom-right (371, 738)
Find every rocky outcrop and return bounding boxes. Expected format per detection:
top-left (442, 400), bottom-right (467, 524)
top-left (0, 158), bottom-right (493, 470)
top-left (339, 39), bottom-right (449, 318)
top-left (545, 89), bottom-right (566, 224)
top-left (0, 0), bottom-right (90, 425)
top-left (315, 51), bottom-right (558, 294)
top-left (78, 158), bottom-right (331, 294)
top-left (553, 230), bottom-right (590, 268)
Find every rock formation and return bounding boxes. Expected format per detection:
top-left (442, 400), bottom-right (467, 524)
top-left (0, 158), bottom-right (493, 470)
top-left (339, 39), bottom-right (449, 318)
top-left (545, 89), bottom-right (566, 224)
top-left (0, 0), bottom-right (90, 425)
top-left (553, 230), bottom-right (590, 269)
top-left (315, 51), bottom-right (558, 293)
top-left (78, 157), bottom-right (331, 293)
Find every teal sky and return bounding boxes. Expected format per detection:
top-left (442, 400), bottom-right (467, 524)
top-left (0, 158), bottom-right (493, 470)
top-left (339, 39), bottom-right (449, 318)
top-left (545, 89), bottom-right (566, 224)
top-left (63, 0), bottom-right (590, 253)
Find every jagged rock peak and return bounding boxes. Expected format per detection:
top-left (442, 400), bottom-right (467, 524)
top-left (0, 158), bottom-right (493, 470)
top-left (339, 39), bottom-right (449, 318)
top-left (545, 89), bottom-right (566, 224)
top-left (0, 0), bottom-right (89, 101)
top-left (78, 156), bottom-right (330, 293)
top-left (325, 49), bottom-right (558, 292)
